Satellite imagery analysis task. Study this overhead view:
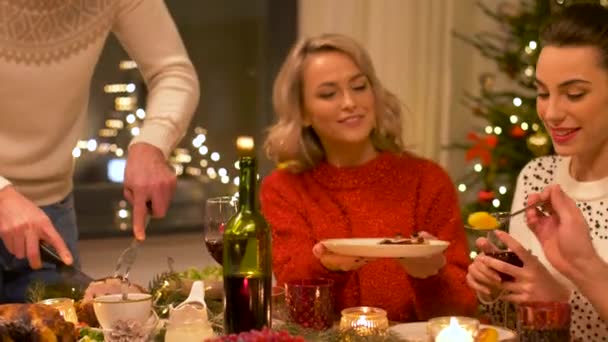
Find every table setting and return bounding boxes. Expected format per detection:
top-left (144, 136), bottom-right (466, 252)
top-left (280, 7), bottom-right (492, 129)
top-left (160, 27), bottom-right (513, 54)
top-left (11, 244), bottom-right (559, 342)
top-left (3, 204), bottom-right (580, 342)
top-left (12, 238), bottom-right (520, 342)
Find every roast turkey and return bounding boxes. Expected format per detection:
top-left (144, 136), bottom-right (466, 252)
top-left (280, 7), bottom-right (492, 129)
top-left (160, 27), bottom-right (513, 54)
top-left (0, 303), bottom-right (76, 342)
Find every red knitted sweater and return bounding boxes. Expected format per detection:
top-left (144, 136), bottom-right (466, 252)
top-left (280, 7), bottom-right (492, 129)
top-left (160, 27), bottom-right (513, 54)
top-left (260, 152), bottom-right (477, 322)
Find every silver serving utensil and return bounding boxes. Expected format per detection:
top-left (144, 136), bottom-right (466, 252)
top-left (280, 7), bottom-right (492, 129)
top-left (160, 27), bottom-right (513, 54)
top-left (113, 238), bottom-right (141, 281)
top-left (114, 201), bottom-right (152, 299)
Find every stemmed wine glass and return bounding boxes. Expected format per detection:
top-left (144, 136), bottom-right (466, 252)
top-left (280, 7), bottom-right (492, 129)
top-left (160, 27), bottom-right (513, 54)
top-left (203, 196), bottom-right (238, 265)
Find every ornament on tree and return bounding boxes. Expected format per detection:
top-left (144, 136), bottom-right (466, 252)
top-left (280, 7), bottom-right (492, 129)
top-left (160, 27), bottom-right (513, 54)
top-left (510, 125), bottom-right (526, 138)
top-left (478, 190), bottom-right (495, 202)
top-left (466, 133), bottom-right (498, 166)
top-left (479, 72), bottom-right (496, 93)
top-left (522, 65), bottom-right (535, 85)
top-left (527, 132), bottom-right (551, 156)
top-left (473, 105), bottom-right (487, 117)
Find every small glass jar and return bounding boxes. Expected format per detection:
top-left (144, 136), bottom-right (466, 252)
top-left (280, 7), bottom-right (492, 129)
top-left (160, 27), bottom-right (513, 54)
top-left (339, 306), bottom-right (389, 337)
top-left (38, 298), bottom-right (78, 324)
top-left (272, 285), bottom-right (288, 322)
top-left (427, 316), bottom-right (479, 342)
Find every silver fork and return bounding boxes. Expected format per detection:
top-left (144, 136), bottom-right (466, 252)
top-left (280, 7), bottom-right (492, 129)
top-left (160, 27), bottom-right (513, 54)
top-left (114, 238), bottom-right (141, 281)
top-left (114, 202), bottom-right (152, 298)
top-left (494, 200), bottom-right (550, 226)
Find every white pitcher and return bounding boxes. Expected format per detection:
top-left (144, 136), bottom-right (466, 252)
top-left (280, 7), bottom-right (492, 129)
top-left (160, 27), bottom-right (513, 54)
top-left (165, 280), bottom-right (214, 342)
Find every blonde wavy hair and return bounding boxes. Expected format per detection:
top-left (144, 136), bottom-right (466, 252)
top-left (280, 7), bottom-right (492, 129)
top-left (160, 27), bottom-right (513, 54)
top-left (264, 33), bottom-right (405, 172)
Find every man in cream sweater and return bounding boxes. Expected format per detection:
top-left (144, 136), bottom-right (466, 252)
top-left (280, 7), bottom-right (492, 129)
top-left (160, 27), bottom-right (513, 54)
top-left (0, 0), bottom-right (199, 301)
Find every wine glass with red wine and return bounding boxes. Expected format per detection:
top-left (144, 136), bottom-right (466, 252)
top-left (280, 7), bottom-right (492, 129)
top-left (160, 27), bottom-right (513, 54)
top-left (204, 196), bottom-right (238, 265)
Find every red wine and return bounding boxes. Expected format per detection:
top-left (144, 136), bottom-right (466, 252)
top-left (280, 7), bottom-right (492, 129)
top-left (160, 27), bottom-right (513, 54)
top-left (223, 138), bottom-right (272, 335)
top-left (205, 239), bottom-right (223, 265)
top-left (486, 251), bottom-right (523, 281)
top-left (224, 275), bottom-right (271, 333)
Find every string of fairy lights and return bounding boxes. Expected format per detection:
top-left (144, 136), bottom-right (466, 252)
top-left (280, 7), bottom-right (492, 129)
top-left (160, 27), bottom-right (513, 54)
top-left (73, 60), bottom-right (239, 231)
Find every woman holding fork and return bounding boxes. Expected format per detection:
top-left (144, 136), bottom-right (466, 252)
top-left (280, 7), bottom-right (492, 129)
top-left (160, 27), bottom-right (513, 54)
top-left (526, 184), bottom-right (608, 323)
top-left (466, 3), bottom-right (608, 340)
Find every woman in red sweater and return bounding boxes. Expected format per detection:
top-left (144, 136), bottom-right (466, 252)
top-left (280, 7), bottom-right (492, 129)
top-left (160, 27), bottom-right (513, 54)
top-left (260, 33), bottom-right (476, 322)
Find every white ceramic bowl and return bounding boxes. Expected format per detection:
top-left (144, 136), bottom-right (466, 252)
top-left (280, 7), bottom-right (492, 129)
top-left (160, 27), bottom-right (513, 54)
top-left (92, 293), bottom-right (153, 330)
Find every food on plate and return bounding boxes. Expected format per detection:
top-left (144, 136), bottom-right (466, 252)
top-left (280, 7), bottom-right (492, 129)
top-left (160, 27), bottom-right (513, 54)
top-left (476, 327), bottom-right (499, 342)
top-left (78, 326), bottom-right (104, 342)
top-left (178, 266), bottom-right (223, 298)
top-left (0, 303), bottom-right (77, 341)
top-left (179, 266), bottom-right (222, 282)
top-left (76, 277), bottom-right (147, 327)
top-left (205, 328), bottom-right (305, 341)
top-left (467, 211), bottom-right (500, 230)
top-left (378, 234), bottom-right (426, 245)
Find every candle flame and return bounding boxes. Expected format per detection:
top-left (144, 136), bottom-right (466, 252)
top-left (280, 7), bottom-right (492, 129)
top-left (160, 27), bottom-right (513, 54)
top-left (355, 316), bottom-right (371, 328)
top-left (435, 317), bottom-right (473, 342)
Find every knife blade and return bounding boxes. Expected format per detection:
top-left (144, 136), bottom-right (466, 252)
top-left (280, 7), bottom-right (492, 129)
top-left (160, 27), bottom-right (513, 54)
top-left (40, 242), bottom-right (94, 286)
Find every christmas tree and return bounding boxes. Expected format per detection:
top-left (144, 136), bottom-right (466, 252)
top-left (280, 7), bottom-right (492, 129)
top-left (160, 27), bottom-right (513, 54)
top-left (453, 0), bottom-right (563, 218)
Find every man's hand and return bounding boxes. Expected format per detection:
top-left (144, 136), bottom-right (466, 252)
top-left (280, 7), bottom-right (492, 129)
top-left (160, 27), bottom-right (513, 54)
top-left (124, 143), bottom-right (176, 240)
top-left (0, 186), bottom-right (72, 269)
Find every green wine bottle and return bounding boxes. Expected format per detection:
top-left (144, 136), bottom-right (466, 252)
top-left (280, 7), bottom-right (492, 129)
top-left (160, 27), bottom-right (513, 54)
top-left (223, 136), bottom-right (272, 334)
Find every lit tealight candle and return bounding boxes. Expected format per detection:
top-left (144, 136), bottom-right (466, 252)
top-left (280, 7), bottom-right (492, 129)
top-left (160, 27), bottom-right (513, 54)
top-left (340, 306), bottom-right (388, 337)
top-left (38, 298), bottom-right (79, 324)
top-left (435, 317), bottom-right (474, 342)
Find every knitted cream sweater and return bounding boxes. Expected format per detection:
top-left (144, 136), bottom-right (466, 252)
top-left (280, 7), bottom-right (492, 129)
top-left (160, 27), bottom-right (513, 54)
top-left (0, 0), bottom-right (199, 205)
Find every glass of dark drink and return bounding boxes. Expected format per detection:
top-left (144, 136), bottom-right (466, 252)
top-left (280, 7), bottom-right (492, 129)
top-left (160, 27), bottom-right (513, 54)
top-left (204, 196), bottom-right (238, 265)
top-left (285, 278), bottom-right (335, 330)
top-left (466, 211), bottom-right (524, 329)
top-left (517, 301), bottom-right (571, 342)
top-left (483, 226), bottom-right (524, 281)
top-left (485, 250), bottom-right (524, 282)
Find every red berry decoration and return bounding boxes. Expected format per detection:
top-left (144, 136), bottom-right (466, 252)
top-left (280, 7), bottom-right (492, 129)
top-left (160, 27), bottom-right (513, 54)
top-left (205, 328), bottom-right (305, 342)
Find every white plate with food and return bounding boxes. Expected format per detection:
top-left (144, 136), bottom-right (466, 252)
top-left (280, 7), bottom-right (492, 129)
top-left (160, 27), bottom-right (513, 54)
top-left (389, 322), bottom-right (517, 342)
top-left (321, 238), bottom-right (449, 258)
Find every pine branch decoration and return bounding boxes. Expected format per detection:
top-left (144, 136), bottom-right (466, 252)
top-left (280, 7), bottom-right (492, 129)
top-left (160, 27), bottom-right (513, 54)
top-left (148, 271), bottom-right (187, 318)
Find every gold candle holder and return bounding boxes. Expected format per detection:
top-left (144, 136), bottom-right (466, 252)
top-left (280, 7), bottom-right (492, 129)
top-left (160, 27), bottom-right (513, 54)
top-left (38, 298), bottom-right (79, 324)
top-left (340, 306), bottom-right (389, 337)
top-left (427, 316), bottom-right (479, 342)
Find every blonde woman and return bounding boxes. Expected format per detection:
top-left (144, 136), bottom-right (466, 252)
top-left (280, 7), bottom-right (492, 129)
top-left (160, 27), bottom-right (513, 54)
top-left (260, 33), bottom-right (476, 321)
